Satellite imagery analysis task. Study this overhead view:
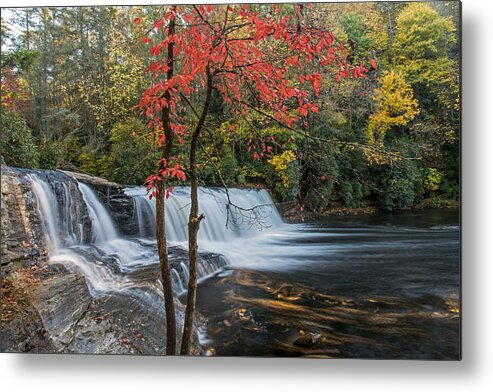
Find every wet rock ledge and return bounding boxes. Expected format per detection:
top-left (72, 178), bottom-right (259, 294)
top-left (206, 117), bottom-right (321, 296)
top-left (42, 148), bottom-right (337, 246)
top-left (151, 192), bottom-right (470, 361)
top-left (60, 170), bottom-right (138, 236)
top-left (1, 262), bottom-right (204, 355)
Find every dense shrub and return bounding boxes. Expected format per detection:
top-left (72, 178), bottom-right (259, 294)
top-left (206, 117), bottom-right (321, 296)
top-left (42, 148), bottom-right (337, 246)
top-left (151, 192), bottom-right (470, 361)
top-left (299, 145), bottom-right (339, 212)
top-left (0, 113), bottom-right (39, 168)
top-left (60, 137), bottom-right (83, 168)
top-left (101, 118), bottom-right (155, 185)
top-left (378, 160), bottom-right (420, 210)
top-left (38, 138), bottom-right (62, 169)
top-left (340, 180), bottom-right (365, 208)
top-left (199, 145), bottom-right (241, 187)
top-left (79, 151), bottom-right (100, 176)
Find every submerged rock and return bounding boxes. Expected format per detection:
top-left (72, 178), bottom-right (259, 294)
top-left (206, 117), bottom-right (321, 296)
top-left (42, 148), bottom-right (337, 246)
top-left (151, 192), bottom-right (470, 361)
top-left (293, 332), bottom-right (322, 348)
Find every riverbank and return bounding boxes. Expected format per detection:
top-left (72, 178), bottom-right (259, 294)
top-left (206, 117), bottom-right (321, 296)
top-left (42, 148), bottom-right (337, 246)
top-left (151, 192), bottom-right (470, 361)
top-left (281, 199), bottom-right (459, 223)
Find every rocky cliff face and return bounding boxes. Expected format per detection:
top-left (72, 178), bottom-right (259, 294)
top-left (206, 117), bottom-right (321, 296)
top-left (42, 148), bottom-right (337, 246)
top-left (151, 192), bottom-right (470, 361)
top-left (1, 262), bottom-right (205, 355)
top-left (1, 166), bottom-right (47, 272)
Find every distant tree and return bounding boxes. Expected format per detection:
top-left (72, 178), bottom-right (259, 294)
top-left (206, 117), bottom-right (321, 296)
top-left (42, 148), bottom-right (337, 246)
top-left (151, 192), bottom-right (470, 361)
top-left (392, 2), bottom-right (456, 110)
top-left (0, 113), bottom-right (39, 168)
top-left (366, 70), bottom-right (419, 152)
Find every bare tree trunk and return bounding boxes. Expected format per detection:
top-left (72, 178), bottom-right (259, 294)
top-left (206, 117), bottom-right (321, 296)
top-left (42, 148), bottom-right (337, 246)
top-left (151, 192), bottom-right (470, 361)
top-left (180, 72), bottom-right (213, 355)
top-left (156, 9), bottom-right (176, 355)
top-left (155, 181), bottom-right (176, 355)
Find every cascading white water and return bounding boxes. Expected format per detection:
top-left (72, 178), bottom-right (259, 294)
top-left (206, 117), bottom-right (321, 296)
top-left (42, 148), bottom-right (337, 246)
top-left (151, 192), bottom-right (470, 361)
top-left (78, 182), bottom-right (118, 243)
top-left (27, 172), bottom-right (87, 252)
top-left (25, 171), bottom-right (231, 297)
top-left (28, 173), bottom-right (62, 251)
top-left (124, 185), bottom-right (347, 271)
top-left (125, 186), bottom-right (283, 243)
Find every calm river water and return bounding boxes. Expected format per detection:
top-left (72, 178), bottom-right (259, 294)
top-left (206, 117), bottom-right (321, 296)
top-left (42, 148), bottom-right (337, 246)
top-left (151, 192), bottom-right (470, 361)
top-left (194, 209), bottom-right (460, 359)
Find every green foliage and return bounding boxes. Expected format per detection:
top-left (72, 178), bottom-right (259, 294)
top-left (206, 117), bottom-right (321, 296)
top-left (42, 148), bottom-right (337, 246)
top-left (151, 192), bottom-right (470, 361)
top-left (392, 2), bottom-right (457, 114)
top-left (423, 168), bottom-right (443, 193)
top-left (1, 49), bottom-right (38, 73)
top-left (79, 152), bottom-right (100, 176)
top-left (393, 3), bottom-right (455, 85)
top-left (199, 122), bottom-right (242, 186)
top-left (299, 144), bottom-right (339, 213)
top-left (340, 180), bottom-right (365, 208)
top-left (378, 160), bottom-right (420, 211)
top-left (0, 113), bottom-right (39, 168)
top-left (340, 181), bottom-right (354, 208)
top-left (37, 138), bottom-right (62, 169)
top-left (101, 118), bottom-right (155, 185)
top-left (341, 13), bottom-right (373, 62)
top-left (218, 147), bottom-right (240, 186)
top-left (61, 137), bottom-right (83, 168)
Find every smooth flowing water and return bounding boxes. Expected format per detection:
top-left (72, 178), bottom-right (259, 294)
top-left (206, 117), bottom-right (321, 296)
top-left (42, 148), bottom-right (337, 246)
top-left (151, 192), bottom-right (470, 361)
top-left (194, 209), bottom-right (460, 358)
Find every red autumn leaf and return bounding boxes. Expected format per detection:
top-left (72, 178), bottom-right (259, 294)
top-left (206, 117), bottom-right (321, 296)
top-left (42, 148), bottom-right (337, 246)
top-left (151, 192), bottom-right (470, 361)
top-left (134, 18), bottom-right (141, 26)
top-left (170, 164), bottom-right (186, 181)
top-left (370, 58), bottom-right (377, 69)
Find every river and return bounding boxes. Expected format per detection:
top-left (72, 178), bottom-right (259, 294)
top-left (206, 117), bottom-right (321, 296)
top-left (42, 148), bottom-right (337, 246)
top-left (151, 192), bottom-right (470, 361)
top-left (193, 209), bottom-right (460, 359)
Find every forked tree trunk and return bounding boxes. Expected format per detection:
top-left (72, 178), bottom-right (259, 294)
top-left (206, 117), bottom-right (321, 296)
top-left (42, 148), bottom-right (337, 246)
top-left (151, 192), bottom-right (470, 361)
top-left (156, 8), bottom-right (176, 355)
top-left (180, 73), bottom-right (213, 355)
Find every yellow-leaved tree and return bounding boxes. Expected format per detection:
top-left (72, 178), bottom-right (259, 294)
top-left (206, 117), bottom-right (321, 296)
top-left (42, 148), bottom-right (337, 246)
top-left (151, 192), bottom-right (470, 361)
top-left (392, 3), bottom-right (455, 88)
top-left (366, 70), bottom-right (419, 154)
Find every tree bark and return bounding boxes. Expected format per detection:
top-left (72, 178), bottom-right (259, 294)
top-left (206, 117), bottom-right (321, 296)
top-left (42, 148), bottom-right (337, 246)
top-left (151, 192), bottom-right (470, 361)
top-left (180, 72), bottom-right (213, 355)
top-left (156, 9), bottom-right (176, 355)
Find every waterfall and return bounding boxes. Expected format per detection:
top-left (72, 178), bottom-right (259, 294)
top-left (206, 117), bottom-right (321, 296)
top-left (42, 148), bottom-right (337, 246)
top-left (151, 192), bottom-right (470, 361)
top-left (27, 171), bottom-right (88, 252)
top-left (23, 169), bottom-right (232, 297)
top-left (28, 173), bottom-right (62, 251)
top-left (78, 182), bottom-right (118, 243)
top-left (125, 186), bottom-right (283, 242)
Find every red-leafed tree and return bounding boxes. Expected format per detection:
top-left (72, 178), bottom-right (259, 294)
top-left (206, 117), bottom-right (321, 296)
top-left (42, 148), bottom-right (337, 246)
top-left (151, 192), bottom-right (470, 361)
top-left (135, 3), bottom-right (369, 355)
top-left (1, 66), bottom-right (30, 114)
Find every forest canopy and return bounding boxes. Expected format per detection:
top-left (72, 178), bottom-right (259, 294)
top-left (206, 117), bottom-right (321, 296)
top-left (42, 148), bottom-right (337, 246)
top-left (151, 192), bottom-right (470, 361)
top-left (0, 2), bottom-right (460, 212)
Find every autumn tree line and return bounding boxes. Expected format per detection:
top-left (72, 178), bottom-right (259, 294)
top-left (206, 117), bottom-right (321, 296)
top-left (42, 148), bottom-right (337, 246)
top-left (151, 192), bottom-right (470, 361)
top-left (1, 2), bottom-right (460, 213)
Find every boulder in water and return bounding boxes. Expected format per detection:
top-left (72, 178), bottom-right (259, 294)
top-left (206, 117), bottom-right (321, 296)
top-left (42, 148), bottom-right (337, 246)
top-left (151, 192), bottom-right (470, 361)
top-left (293, 332), bottom-right (322, 348)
